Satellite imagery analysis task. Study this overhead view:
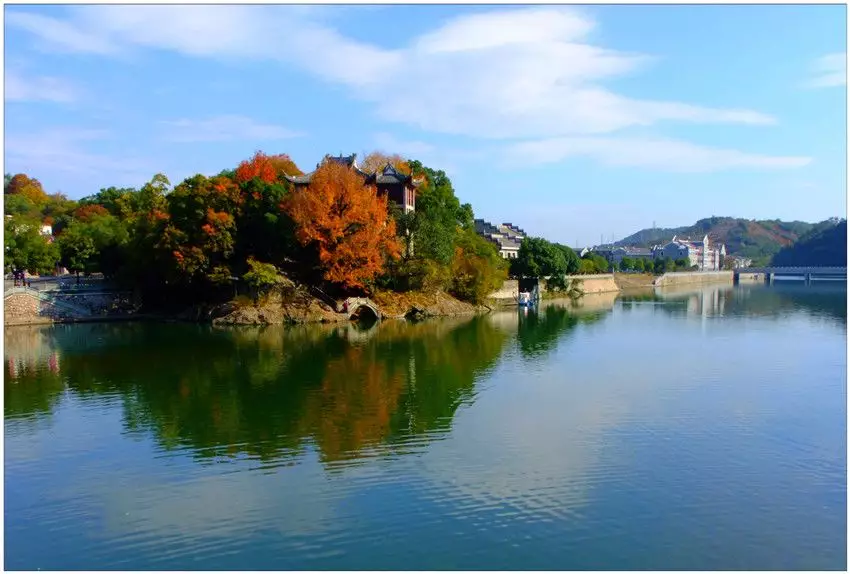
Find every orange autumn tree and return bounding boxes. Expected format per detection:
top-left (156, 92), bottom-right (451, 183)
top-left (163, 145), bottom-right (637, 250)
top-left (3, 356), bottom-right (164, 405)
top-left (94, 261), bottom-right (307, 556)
top-left (360, 151), bottom-right (411, 175)
top-left (235, 151), bottom-right (302, 184)
top-left (285, 161), bottom-right (401, 290)
top-left (6, 173), bottom-right (48, 207)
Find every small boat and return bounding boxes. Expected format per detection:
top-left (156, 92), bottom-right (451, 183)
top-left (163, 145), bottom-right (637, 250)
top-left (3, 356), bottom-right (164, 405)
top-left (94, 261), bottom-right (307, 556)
top-left (517, 291), bottom-right (537, 307)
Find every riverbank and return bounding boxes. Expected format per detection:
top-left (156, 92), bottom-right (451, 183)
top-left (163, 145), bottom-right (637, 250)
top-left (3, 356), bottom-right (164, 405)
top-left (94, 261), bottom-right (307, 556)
top-left (179, 287), bottom-right (490, 326)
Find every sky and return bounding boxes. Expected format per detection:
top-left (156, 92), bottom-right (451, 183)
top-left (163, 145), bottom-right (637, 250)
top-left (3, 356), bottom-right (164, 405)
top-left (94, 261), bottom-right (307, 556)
top-left (4, 3), bottom-right (847, 247)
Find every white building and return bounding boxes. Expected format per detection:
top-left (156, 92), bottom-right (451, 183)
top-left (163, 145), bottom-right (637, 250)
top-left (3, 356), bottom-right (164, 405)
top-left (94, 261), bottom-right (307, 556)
top-left (474, 219), bottom-right (526, 259)
top-left (655, 235), bottom-right (726, 271)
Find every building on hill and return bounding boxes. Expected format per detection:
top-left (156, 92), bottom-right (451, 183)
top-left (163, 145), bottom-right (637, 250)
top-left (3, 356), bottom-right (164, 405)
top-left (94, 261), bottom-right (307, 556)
top-left (655, 235), bottom-right (726, 270)
top-left (610, 246), bottom-right (653, 265)
top-left (474, 219), bottom-right (526, 259)
top-left (284, 153), bottom-right (421, 213)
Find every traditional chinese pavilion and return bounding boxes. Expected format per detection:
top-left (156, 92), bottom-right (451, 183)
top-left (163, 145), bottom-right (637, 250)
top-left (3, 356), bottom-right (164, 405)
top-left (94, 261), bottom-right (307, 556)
top-left (284, 154), bottom-right (420, 213)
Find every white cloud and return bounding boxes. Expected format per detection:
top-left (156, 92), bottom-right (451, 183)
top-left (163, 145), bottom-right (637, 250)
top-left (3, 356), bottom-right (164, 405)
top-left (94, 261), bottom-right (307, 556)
top-left (804, 52), bottom-right (846, 88)
top-left (160, 115), bottom-right (303, 143)
top-left (5, 71), bottom-right (81, 103)
top-left (8, 5), bottom-right (777, 141)
top-left (5, 10), bottom-right (119, 55)
top-left (6, 5), bottom-right (806, 174)
top-left (505, 136), bottom-right (812, 172)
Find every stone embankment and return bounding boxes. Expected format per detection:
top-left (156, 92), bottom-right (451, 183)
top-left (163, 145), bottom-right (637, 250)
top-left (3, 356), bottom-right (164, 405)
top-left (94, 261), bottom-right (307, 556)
top-left (4, 288), bottom-right (140, 326)
top-left (653, 271), bottom-right (734, 288)
top-left (487, 275), bottom-right (620, 307)
top-left (210, 286), bottom-right (484, 326)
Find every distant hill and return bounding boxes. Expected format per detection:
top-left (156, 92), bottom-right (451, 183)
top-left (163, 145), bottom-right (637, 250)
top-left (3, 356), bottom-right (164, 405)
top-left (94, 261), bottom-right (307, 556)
top-left (616, 216), bottom-right (820, 265)
top-left (771, 219), bottom-right (846, 267)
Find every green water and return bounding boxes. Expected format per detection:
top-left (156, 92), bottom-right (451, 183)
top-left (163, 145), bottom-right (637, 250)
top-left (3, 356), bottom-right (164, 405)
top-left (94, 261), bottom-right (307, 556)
top-left (4, 283), bottom-right (847, 570)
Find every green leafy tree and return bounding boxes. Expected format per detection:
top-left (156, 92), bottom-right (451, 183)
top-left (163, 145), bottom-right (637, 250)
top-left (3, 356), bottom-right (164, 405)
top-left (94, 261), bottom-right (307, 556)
top-left (243, 257), bottom-right (280, 302)
top-left (619, 257), bottom-right (634, 272)
top-left (4, 216), bottom-right (60, 275)
top-left (449, 229), bottom-right (508, 303)
top-left (515, 237), bottom-right (567, 278)
top-left (633, 258), bottom-right (646, 272)
top-left (58, 225), bottom-right (97, 280)
top-left (555, 243), bottom-right (580, 274)
top-left (408, 160), bottom-right (470, 266)
top-left (581, 253), bottom-right (609, 273)
top-left (4, 193), bottom-right (38, 217)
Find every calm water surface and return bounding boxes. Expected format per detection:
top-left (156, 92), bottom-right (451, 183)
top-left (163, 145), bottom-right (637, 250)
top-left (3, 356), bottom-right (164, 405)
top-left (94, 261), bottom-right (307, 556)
top-left (5, 283), bottom-right (847, 570)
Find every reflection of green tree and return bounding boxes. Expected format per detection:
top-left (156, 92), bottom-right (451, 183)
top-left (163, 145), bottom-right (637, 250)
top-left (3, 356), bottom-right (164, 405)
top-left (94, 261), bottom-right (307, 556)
top-left (4, 361), bottom-right (64, 421)
top-left (4, 326), bottom-right (64, 421)
top-left (516, 305), bottom-right (605, 359)
top-left (15, 318), bottom-right (509, 467)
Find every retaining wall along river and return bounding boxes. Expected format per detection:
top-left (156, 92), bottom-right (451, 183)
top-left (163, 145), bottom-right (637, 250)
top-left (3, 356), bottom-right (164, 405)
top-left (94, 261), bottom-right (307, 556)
top-left (653, 271), bottom-right (734, 288)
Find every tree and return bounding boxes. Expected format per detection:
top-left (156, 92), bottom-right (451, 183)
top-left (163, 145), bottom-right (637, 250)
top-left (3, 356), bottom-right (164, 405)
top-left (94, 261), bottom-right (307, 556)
top-left (581, 253), bottom-right (609, 273)
top-left (233, 177), bottom-right (299, 273)
top-left (243, 257), bottom-right (280, 302)
top-left (675, 258), bottom-right (690, 270)
top-left (4, 216), bottom-right (59, 275)
top-left (284, 160), bottom-right (401, 291)
top-left (235, 151), bottom-right (302, 184)
top-left (4, 193), bottom-right (38, 217)
top-left (407, 160), bottom-right (472, 266)
top-left (360, 151), bottom-right (411, 175)
top-left (555, 244), bottom-right (580, 274)
top-left (633, 258), bottom-right (646, 272)
top-left (514, 237), bottom-right (568, 289)
top-left (654, 257), bottom-right (674, 274)
top-left (73, 204), bottom-right (111, 222)
top-left (578, 259), bottom-right (597, 274)
top-left (449, 228), bottom-right (508, 304)
top-left (6, 173), bottom-right (48, 207)
top-left (619, 257), bottom-right (634, 272)
top-left (57, 225), bottom-right (97, 279)
top-left (160, 174), bottom-right (241, 287)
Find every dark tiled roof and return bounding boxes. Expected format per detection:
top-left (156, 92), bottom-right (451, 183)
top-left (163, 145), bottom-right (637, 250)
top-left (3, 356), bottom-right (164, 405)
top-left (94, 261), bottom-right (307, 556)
top-left (285, 156), bottom-right (422, 187)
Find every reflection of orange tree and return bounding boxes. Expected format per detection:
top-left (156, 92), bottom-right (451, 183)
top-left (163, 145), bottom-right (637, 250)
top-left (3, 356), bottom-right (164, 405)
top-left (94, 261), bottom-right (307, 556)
top-left (298, 344), bottom-right (407, 463)
top-left (298, 317), bottom-right (510, 464)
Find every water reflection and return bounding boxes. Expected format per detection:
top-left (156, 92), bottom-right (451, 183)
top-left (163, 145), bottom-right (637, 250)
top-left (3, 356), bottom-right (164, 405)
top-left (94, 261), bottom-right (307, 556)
top-left (4, 282), bottom-right (846, 571)
top-left (619, 283), bottom-right (846, 326)
top-left (5, 317), bottom-right (512, 467)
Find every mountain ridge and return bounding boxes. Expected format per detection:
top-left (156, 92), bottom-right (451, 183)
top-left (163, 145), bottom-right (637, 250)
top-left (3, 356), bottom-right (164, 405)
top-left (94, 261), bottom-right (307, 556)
top-left (614, 216), bottom-right (834, 265)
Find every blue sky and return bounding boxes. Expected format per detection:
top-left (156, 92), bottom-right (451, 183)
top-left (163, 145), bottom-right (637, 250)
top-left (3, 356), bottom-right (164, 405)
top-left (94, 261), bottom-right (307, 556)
top-left (4, 4), bottom-right (847, 246)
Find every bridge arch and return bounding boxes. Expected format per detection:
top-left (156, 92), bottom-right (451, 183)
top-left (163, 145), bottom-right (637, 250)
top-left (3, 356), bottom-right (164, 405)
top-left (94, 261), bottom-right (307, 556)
top-left (343, 297), bottom-right (382, 322)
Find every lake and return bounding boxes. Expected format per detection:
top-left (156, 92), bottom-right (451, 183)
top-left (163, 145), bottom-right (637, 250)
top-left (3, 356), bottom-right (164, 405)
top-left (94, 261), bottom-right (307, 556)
top-left (4, 283), bottom-right (847, 570)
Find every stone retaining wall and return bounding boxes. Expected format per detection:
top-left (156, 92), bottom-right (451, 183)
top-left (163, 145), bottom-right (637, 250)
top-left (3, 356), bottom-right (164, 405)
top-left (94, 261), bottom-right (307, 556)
top-left (653, 270), bottom-right (734, 288)
top-left (5, 292), bottom-right (61, 325)
top-left (487, 280), bottom-right (519, 301)
top-left (561, 274), bottom-right (620, 295)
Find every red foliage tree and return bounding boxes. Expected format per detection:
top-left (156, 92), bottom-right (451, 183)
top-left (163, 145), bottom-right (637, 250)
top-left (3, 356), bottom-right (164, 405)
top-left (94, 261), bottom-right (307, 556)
top-left (235, 151), bottom-right (302, 184)
top-left (73, 204), bottom-right (110, 222)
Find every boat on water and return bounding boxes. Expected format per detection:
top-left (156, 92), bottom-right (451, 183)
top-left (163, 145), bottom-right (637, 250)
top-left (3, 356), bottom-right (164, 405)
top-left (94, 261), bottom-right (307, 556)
top-left (517, 291), bottom-right (537, 307)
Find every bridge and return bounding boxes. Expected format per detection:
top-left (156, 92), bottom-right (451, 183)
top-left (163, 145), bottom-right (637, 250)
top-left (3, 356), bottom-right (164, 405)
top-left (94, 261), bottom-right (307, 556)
top-left (734, 266), bottom-right (847, 284)
top-left (342, 297), bottom-right (382, 321)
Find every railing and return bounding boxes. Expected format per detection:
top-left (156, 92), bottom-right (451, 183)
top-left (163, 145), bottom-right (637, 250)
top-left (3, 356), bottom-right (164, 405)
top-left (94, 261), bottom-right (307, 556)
top-left (309, 285), bottom-right (341, 311)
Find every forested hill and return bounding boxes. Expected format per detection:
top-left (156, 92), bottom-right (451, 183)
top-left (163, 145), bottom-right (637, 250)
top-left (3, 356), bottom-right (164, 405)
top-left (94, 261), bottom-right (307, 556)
top-left (616, 216), bottom-right (820, 265)
top-left (771, 219), bottom-right (847, 266)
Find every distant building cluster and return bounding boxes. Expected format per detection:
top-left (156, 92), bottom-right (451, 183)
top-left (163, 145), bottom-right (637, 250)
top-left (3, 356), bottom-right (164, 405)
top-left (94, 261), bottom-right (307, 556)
top-left (581, 234), bottom-right (728, 271)
top-left (474, 219), bottom-right (526, 259)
